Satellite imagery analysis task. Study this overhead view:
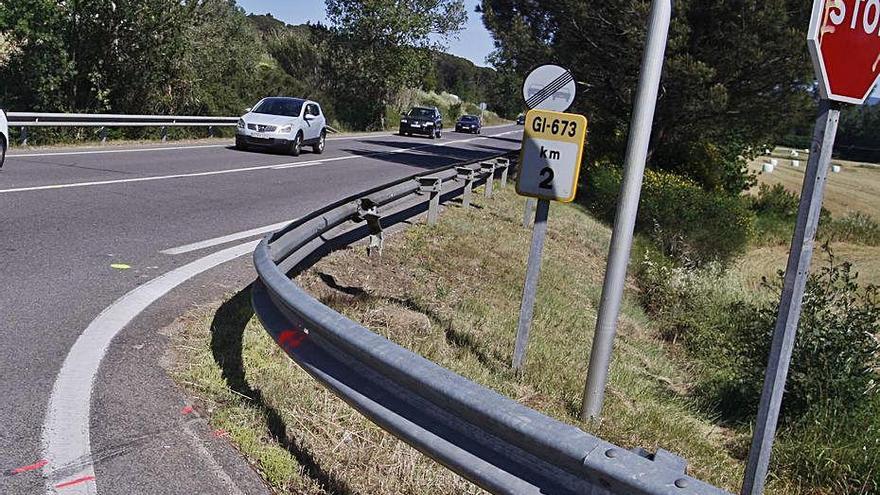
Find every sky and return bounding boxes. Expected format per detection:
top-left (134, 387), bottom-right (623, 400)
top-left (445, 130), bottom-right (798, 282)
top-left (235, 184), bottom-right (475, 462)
top-left (236, 0), bottom-right (496, 67)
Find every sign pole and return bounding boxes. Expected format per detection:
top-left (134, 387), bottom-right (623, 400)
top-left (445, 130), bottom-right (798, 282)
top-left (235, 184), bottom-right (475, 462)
top-left (512, 199), bottom-right (550, 370)
top-left (741, 99), bottom-right (840, 495)
top-left (580, 0), bottom-right (672, 420)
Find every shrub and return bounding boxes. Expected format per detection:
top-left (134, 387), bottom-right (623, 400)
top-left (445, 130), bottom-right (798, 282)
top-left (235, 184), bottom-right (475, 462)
top-left (821, 212), bottom-right (880, 246)
top-left (583, 164), bottom-right (754, 265)
top-left (750, 183), bottom-right (799, 218)
top-left (721, 246), bottom-right (880, 421)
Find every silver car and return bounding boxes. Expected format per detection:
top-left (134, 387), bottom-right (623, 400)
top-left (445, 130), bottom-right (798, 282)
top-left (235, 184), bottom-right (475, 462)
top-left (235, 97), bottom-right (327, 156)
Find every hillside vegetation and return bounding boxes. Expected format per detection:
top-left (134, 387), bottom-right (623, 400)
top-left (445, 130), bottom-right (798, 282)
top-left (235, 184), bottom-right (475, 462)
top-left (0, 1), bottom-right (515, 145)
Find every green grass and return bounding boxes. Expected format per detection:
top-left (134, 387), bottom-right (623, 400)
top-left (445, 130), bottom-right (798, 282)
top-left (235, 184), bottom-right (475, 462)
top-left (168, 185), bottom-right (787, 494)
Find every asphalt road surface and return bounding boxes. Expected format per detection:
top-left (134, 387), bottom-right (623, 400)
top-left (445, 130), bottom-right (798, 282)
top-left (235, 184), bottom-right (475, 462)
top-left (0, 125), bottom-right (523, 494)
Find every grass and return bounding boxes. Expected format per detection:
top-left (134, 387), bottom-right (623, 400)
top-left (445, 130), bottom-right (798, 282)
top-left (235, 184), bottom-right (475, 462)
top-left (167, 185), bottom-right (820, 494)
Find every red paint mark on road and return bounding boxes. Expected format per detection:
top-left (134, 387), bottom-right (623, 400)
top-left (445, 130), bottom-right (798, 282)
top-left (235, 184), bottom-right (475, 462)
top-left (278, 327), bottom-right (308, 353)
top-left (55, 475), bottom-right (96, 489)
top-left (181, 405), bottom-right (194, 415)
top-left (213, 429), bottom-right (228, 438)
top-left (5, 459), bottom-right (48, 476)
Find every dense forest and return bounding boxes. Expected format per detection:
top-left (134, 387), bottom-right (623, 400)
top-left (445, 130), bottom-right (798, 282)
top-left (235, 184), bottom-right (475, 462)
top-left (0, 0), bottom-right (516, 132)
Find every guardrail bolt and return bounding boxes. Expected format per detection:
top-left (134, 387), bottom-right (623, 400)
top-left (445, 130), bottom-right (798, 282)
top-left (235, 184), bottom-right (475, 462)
top-left (604, 448), bottom-right (619, 459)
top-left (674, 478), bottom-right (689, 489)
top-left (481, 162), bottom-right (496, 199)
top-left (20, 126), bottom-right (28, 146)
top-left (99, 126), bottom-right (108, 144)
top-left (418, 177), bottom-right (442, 226)
top-left (456, 167), bottom-right (476, 209)
top-left (496, 157), bottom-right (510, 188)
top-left (523, 198), bottom-right (537, 228)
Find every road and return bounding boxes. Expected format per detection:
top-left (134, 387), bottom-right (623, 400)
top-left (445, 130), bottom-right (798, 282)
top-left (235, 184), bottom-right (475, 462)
top-left (0, 126), bottom-right (523, 494)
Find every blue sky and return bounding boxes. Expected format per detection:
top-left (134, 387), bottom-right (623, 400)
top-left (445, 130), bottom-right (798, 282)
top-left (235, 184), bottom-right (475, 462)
top-left (236, 0), bottom-right (496, 67)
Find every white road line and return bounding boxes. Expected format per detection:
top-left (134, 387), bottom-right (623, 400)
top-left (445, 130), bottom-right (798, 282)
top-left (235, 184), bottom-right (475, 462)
top-left (1, 130), bottom-right (521, 194)
top-left (41, 240), bottom-right (259, 494)
top-left (161, 220), bottom-right (293, 255)
top-left (7, 144), bottom-right (228, 158)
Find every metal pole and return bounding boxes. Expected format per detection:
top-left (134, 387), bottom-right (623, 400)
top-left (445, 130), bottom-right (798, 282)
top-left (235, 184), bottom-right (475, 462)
top-left (581, 0), bottom-right (672, 420)
top-left (741, 99), bottom-right (840, 495)
top-left (512, 199), bottom-right (550, 370)
top-left (523, 198), bottom-right (537, 228)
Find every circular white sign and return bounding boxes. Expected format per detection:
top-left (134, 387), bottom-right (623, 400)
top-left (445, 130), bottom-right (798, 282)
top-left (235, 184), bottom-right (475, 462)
top-left (522, 64), bottom-right (576, 112)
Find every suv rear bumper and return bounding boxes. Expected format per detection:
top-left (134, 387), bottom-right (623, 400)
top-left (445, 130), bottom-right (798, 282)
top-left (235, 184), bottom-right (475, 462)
top-left (399, 123), bottom-right (436, 135)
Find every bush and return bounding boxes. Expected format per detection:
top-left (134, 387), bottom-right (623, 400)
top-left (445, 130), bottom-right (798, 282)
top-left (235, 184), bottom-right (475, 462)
top-left (721, 246), bottom-right (880, 421)
top-left (821, 212), bottom-right (880, 246)
top-left (750, 183), bottom-right (799, 218)
top-left (583, 164), bottom-right (754, 265)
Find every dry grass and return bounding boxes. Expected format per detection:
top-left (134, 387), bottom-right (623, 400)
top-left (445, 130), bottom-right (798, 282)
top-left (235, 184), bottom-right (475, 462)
top-left (166, 185), bottom-right (821, 494)
top-left (749, 146), bottom-right (880, 219)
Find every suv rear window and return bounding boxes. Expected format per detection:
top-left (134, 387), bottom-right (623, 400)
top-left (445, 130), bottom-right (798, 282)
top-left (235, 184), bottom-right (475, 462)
top-left (408, 108), bottom-right (435, 118)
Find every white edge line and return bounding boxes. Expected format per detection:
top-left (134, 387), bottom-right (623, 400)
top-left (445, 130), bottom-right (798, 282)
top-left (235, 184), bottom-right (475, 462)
top-left (2, 128), bottom-right (521, 194)
top-left (161, 220), bottom-right (292, 255)
top-left (7, 144), bottom-right (228, 158)
top-left (41, 240), bottom-right (259, 494)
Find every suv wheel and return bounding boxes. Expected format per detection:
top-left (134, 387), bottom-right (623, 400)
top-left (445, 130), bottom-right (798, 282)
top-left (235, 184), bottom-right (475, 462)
top-left (436, 128), bottom-right (442, 139)
top-left (235, 136), bottom-right (248, 151)
top-left (0, 137), bottom-right (6, 169)
top-left (290, 133), bottom-right (303, 157)
top-left (313, 130), bottom-right (326, 154)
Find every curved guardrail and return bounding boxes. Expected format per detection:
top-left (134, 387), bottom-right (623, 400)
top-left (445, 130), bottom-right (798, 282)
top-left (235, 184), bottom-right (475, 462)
top-left (251, 153), bottom-right (731, 495)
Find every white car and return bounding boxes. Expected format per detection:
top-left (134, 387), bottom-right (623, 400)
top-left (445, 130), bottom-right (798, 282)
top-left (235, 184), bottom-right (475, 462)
top-left (235, 97), bottom-right (327, 156)
top-left (0, 110), bottom-right (8, 168)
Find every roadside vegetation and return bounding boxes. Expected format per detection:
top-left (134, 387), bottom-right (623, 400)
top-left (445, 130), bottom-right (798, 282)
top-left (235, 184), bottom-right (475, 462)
top-left (0, 0), bottom-right (513, 146)
top-left (171, 189), bottom-right (749, 494)
top-left (172, 178), bottom-right (878, 493)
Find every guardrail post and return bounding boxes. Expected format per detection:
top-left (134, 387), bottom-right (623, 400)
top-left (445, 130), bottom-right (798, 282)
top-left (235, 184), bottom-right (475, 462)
top-left (418, 177), bottom-right (442, 226)
top-left (20, 126), bottom-right (28, 146)
top-left (456, 167), bottom-right (476, 209)
top-left (496, 158), bottom-right (510, 188)
top-left (161, 126), bottom-right (168, 142)
top-left (208, 125), bottom-right (215, 138)
top-left (481, 162), bottom-right (496, 199)
top-left (523, 198), bottom-right (537, 228)
top-left (358, 200), bottom-right (384, 256)
top-left (99, 126), bottom-right (108, 144)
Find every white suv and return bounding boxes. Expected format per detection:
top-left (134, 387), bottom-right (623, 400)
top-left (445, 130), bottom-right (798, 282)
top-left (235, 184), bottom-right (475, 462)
top-left (236, 97), bottom-right (327, 156)
top-left (0, 110), bottom-right (8, 168)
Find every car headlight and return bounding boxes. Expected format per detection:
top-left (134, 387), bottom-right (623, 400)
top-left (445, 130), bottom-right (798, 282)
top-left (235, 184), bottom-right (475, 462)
top-left (401, 119), bottom-right (408, 123)
top-left (237, 119), bottom-right (245, 129)
top-left (278, 125), bottom-right (293, 133)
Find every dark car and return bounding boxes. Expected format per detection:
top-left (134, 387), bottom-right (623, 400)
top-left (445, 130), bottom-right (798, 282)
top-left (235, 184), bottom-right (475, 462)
top-left (516, 114), bottom-right (526, 125)
top-left (400, 106), bottom-right (443, 139)
top-left (455, 115), bottom-right (482, 134)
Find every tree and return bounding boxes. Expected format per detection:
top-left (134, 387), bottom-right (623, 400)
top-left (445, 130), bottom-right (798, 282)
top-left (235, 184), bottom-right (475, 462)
top-left (480, 0), bottom-right (816, 193)
top-left (324, 0), bottom-right (467, 128)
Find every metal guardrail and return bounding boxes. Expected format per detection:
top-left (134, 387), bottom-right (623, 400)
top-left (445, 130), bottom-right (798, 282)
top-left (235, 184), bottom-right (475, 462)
top-left (6, 112), bottom-right (239, 144)
top-left (7, 112), bottom-right (342, 144)
top-left (251, 153), bottom-right (732, 495)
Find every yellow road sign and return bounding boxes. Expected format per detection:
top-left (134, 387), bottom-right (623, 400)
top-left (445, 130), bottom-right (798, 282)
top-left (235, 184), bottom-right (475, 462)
top-left (516, 109), bottom-right (587, 203)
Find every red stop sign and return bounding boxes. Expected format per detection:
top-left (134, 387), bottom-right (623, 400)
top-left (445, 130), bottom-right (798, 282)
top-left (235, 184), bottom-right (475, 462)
top-left (808, 0), bottom-right (880, 104)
